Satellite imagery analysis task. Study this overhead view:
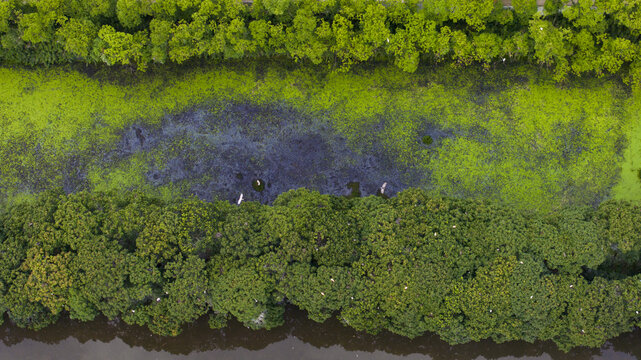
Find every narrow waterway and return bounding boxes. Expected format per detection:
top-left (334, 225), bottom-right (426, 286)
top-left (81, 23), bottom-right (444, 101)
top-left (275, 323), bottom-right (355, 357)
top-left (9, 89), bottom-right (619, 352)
top-left (0, 308), bottom-right (638, 360)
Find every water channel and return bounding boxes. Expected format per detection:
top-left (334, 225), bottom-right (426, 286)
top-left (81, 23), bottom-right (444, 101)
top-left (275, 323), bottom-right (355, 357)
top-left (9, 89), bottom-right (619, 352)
top-left (1, 308), bottom-right (638, 360)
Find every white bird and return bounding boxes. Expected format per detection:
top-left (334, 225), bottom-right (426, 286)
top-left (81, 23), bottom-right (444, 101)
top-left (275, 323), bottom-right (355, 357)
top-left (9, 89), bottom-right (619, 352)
top-left (321, 292), bottom-right (325, 296)
top-left (237, 193), bottom-right (244, 205)
top-left (156, 297), bottom-right (161, 302)
top-left (330, 278), bottom-right (335, 282)
top-left (380, 182), bottom-right (387, 194)
top-left (256, 180), bottom-right (261, 186)
top-left (540, 27), bottom-right (543, 30)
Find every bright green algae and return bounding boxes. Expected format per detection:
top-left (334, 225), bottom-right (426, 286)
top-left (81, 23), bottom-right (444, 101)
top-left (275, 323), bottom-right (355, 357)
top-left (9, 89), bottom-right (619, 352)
top-left (0, 63), bottom-right (637, 210)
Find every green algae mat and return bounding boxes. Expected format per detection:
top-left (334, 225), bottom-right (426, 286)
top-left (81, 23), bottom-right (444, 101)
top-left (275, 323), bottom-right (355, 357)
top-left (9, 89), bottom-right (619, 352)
top-left (1, 63), bottom-right (639, 210)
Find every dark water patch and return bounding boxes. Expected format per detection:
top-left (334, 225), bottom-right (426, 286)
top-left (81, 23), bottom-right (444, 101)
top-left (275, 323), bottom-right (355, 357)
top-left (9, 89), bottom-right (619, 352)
top-left (0, 102), bottom-right (445, 205)
top-left (113, 103), bottom-right (414, 204)
top-left (60, 154), bottom-right (91, 194)
top-left (0, 308), bottom-right (638, 359)
top-left (346, 182), bottom-right (361, 199)
top-left (118, 126), bottom-right (156, 155)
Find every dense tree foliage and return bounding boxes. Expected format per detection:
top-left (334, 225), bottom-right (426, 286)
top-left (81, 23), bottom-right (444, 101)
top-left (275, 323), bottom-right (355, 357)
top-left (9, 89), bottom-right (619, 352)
top-left (0, 188), bottom-right (640, 351)
top-left (2, 0), bottom-right (641, 82)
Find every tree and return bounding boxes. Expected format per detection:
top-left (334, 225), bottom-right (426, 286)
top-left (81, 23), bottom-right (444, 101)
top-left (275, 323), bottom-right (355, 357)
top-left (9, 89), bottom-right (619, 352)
top-left (127, 255), bottom-right (209, 336)
top-left (18, 11), bottom-right (57, 44)
top-left (285, 9), bottom-right (328, 64)
top-left (117, 0), bottom-right (149, 29)
top-left (267, 189), bottom-right (356, 266)
top-left (447, 0), bottom-right (497, 30)
top-left (56, 17), bottom-right (98, 59)
top-left (593, 201), bottom-right (641, 272)
top-left (259, 0), bottom-right (293, 16)
top-left (570, 29), bottom-right (598, 75)
top-left (220, 200), bottom-right (272, 263)
top-left (22, 247), bottom-right (73, 316)
top-left (0, 1), bottom-right (12, 34)
top-left (450, 30), bottom-right (474, 65)
top-left (530, 207), bottom-right (605, 275)
top-left (387, 14), bottom-right (438, 72)
top-left (562, 0), bottom-right (606, 33)
top-left (528, 19), bottom-right (573, 80)
top-left (96, 25), bottom-right (150, 70)
top-left (598, 37), bottom-right (635, 75)
top-left (134, 205), bottom-right (184, 265)
top-left (512, 0), bottom-right (538, 24)
top-left (68, 237), bottom-right (128, 320)
top-left (473, 32), bottom-right (502, 65)
top-left (208, 257), bottom-right (284, 329)
top-left (149, 19), bottom-right (172, 63)
top-left (278, 263), bottom-right (357, 323)
top-left (167, 19), bottom-right (203, 64)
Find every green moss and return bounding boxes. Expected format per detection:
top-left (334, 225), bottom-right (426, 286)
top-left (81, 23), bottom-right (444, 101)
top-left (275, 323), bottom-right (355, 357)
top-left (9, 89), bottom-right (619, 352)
top-left (611, 90), bottom-right (641, 203)
top-left (87, 155), bottom-right (149, 193)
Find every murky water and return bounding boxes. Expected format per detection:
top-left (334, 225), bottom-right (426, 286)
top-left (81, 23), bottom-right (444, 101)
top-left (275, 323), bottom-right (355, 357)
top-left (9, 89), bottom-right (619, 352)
top-left (1, 308), bottom-right (638, 360)
top-left (100, 104), bottom-right (418, 204)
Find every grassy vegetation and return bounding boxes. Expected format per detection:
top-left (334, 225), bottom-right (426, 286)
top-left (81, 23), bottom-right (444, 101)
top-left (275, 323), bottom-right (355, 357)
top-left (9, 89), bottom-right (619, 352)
top-left (613, 92), bottom-right (641, 203)
top-left (0, 62), bottom-right (638, 210)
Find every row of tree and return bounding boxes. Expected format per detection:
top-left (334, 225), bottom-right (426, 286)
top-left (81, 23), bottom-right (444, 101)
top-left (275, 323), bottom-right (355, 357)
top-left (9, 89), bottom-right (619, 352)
top-left (0, 188), bottom-right (639, 351)
top-left (2, 0), bottom-right (641, 81)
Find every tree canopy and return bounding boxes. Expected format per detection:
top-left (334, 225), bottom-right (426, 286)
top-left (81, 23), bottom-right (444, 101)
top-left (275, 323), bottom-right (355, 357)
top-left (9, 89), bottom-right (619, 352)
top-left (0, 188), bottom-right (640, 352)
top-left (2, 0), bottom-right (641, 83)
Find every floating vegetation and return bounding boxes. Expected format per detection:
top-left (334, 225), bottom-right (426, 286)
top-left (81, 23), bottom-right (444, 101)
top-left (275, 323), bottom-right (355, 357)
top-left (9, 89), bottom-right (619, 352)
top-left (346, 182), bottom-right (362, 198)
top-left (0, 64), bottom-right (635, 209)
top-left (252, 179), bottom-right (266, 192)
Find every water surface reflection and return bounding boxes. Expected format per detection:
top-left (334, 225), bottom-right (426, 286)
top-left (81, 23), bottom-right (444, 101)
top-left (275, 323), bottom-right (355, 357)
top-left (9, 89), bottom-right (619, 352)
top-left (0, 308), bottom-right (638, 359)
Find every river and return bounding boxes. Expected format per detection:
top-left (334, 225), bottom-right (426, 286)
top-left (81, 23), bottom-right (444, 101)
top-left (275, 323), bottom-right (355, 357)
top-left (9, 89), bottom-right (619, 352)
top-left (0, 308), bottom-right (638, 360)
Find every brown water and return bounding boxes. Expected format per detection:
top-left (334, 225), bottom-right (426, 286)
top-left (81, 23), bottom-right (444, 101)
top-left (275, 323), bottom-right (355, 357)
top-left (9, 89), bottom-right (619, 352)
top-left (0, 308), bottom-right (639, 360)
